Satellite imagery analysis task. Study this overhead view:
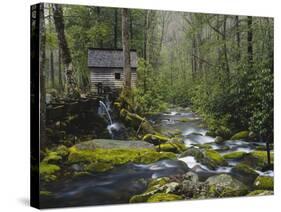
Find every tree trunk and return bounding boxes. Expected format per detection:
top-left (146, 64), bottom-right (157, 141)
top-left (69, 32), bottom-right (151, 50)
top-left (96, 7), bottom-right (103, 48)
top-left (39, 3), bottom-right (47, 147)
top-left (50, 51), bottom-right (55, 88)
top-left (122, 8), bottom-right (131, 90)
top-left (222, 16), bottom-right (230, 78)
top-left (48, 5), bottom-right (55, 88)
top-left (235, 16), bottom-right (241, 61)
top-left (130, 10), bottom-right (133, 45)
top-left (58, 48), bottom-right (63, 92)
top-left (114, 9), bottom-right (118, 49)
top-left (52, 4), bottom-right (77, 97)
top-left (143, 10), bottom-right (148, 60)
top-left (247, 16), bottom-right (253, 68)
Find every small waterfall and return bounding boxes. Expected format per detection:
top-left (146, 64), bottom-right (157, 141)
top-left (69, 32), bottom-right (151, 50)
top-left (99, 100), bottom-right (113, 125)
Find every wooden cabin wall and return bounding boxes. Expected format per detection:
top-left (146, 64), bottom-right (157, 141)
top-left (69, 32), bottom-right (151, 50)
top-left (90, 68), bottom-right (137, 92)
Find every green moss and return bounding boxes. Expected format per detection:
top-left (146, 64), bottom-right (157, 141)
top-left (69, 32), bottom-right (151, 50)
top-left (204, 150), bottom-right (228, 167)
top-left (247, 190), bottom-right (273, 196)
top-left (147, 178), bottom-right (169, 192)
top-left (148, 178), bottom-right (169, 188)
top-left (233, 163), bottom-right (258, 176)
top-left (245, 151), bottom-right (274, 169)
top-left (232, 163), bottom-right (258, 184)
top-left (114, 102), bottom-right (121, 110)
top-left (206, 174), bottom-right (248, 197)
top-left (223, 151), bottom-right (247, 160)
top-left (42, 151), bottom-right (62, 163)
top-left (231, 131), bottom-right (249, 140)
top-left (55, 145), bottom-right (69, 157)
top-left (68, 147), bottom-right (176, 172)
top-left (166, 129), bottom-right (182, 137)
top-left (194, 144), bottom-right (212, 149)
top-left (142, 134), bottom-right (169, 144)
top-left (129, 193), bottom-right (150, 203)
top-left (160, 142), bottom-right (187, 153)
top-left (42, 145), bottom-right (69, 164)
top-left (178, 117), bottom-right (191, 122)
top-left (40, 191), bottom-right (53, 196)
top-left (254, 176), bottom-right (273, 190)
top-left (39, 162), bottom-right (60, 182)
top-left (147, 193), bottom-right (183, 202)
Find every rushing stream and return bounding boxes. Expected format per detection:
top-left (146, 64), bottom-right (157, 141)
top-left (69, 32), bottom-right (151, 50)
top-left (41, 107), bottom-right (273, 208)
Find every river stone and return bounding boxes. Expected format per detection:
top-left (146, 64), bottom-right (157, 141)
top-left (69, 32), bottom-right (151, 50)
top-left (179, 147), bottom-right (204, 160)
top-left (214, 136), bottom-right (224, 144)
top-left (74, 139), bottom-right (155, 150)
top-left (183, 171), bottom-right (199, 183)
top-left (231, 163), bottom-right (259, 185)
top-left (206, 174), bottom-right (248, 197)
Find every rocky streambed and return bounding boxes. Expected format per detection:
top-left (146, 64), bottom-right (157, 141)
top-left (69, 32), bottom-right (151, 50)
top-left (40, 107), bottom-right (274, 208)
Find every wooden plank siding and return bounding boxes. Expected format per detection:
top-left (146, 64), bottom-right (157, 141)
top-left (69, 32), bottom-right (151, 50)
top-left (90, 68), bottom-right (137, 92)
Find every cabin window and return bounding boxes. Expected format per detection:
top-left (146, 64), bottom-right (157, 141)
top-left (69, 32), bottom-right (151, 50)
top-left (115, 73), bottom-right (121, 80)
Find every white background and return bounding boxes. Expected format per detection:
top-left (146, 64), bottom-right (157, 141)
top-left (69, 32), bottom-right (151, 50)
top-left (0, 0), bottom-right (280, 211)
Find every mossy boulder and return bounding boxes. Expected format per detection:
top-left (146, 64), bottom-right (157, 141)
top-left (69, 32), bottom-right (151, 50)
top-left (242, 151), bottom-right (273, 170)
top-left (142, 134), bottom-right (170, 145)
top-left (160, 142), bottom-right (187, 153)
top-left (230, 131), bottom-right (249, 140)
top-left (178, 117), bottom-right (191, 123)
top-left (254, 176), bottom-right (273, 190)
top-left (179, 147), bottom-right (204, 160)
top-left (232, 163), bottom-right (259, 185)
top-left (129, 178), bottom-right (182, 203)
top-left (223, 151), bottom-right (247, 160)
top-left (203, 150), bottom-right (228, 170)
top-left (74, 139), bottom-right (155, 150)
top-left (206, 174), bottom-right (248, 197)
top-left (214, 136), bottom-right (224, 144)
top-left (247, 190), bottom-right (273, 196)
top-left (39, 162), bottom-right (60, 182)
top-left (68, 146), bottom-right (176, 173)
top-left (147, 193), bottom-right (183, 202)
top-left (147, 177), bottom-right (170, 190)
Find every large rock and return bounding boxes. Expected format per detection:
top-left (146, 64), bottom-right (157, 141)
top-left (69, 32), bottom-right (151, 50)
top-left (179, 147), bottom-right (204, 160)
top-left (202, 150), bottom-right (228, 170)
top-left (253, 176), bottom-right (273, 190)
top-left (230, 131), bottom-right (249, 140)
top-left (159, 141), bottom-right (187, 153)
top-left (180, 148), bottom-right (228, 170)
top-left (241, 151), bottom-right (274, 170)
top-left (74, 139), bottom-right (155, 150)
top-left (142, 134), bottom-right (170, 145)
top-left (206, 174), bottom-right (248, 197)
top-left (231, 163), bottom-right (259, 185)
top-left (68, 143), bottom-right (176, 173)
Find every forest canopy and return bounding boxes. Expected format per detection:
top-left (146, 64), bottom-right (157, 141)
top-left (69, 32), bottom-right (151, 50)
top-left (41, 4), bottom-right (273, 143)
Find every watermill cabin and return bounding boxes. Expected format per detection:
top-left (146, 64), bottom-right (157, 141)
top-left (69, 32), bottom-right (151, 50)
top-left (88, 48), bottom-right (137, 93)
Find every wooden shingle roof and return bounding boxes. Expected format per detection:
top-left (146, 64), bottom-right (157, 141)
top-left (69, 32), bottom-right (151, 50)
top-left (88, 48), bottom-right (137, 68)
